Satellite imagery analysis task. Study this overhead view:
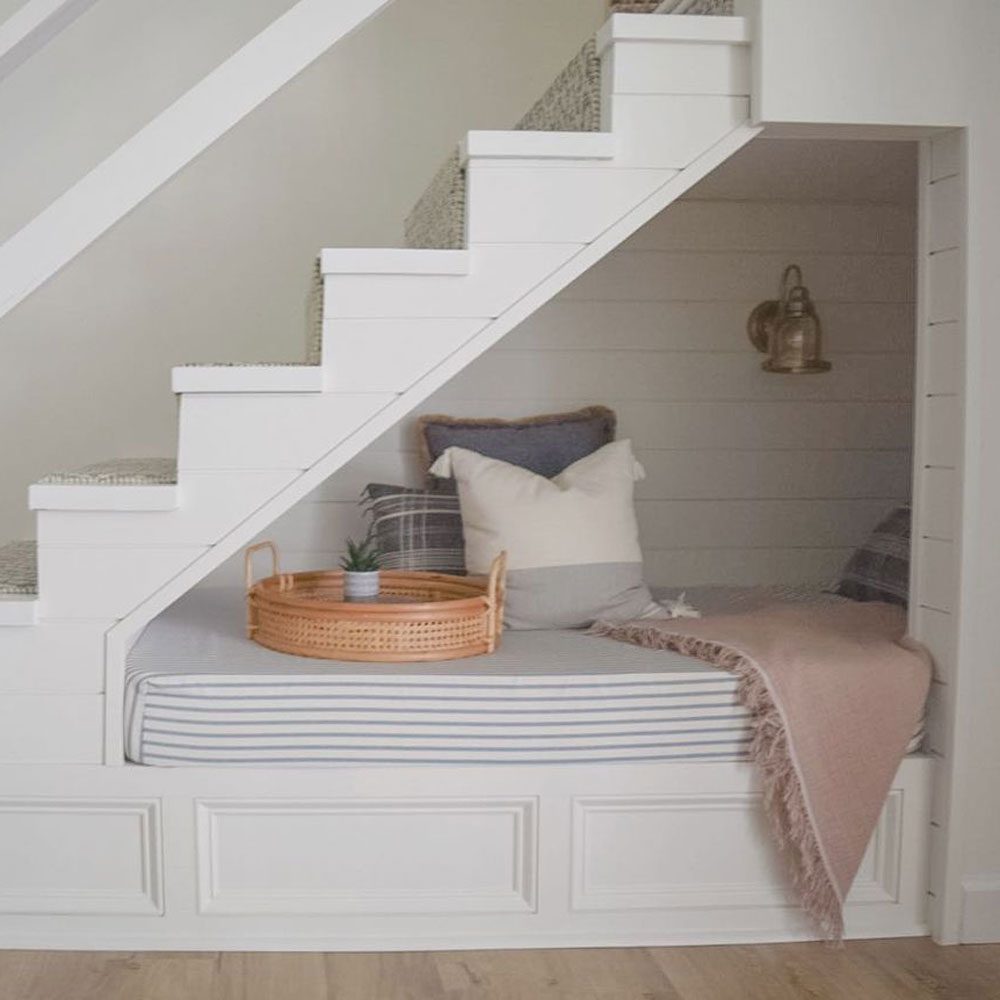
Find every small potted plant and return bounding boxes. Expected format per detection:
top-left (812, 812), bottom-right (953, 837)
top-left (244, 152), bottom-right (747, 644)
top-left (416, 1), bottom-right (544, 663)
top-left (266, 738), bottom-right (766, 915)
top-left (340, 531), bottom-right (381, 600)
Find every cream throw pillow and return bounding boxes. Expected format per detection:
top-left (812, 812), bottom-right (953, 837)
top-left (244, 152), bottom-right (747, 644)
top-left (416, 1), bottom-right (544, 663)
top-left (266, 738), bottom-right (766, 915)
top-left (429, 440), bottom-right (666, 629)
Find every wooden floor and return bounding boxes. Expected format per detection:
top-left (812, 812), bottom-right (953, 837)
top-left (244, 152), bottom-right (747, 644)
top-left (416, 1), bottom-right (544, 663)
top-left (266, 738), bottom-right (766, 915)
top-left (1, 939), bottom-right (999, 1000)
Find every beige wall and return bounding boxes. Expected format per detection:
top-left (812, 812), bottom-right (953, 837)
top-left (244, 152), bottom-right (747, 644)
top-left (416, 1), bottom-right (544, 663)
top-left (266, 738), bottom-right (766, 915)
top-left (0, 0), bottom-right (299, 241)
top-left (0, 0), bottom-right (606, 539)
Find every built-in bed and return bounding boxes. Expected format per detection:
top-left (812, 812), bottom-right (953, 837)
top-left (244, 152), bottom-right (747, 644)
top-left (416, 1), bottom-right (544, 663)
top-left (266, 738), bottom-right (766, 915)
top-left (126, 586), bottom-right (923, 768)
top-left (32, 583), bottom-right (924, 951)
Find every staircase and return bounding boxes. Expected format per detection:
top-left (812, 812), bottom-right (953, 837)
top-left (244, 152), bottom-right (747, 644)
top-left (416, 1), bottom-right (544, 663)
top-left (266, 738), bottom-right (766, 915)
top-left (0, 11), bottom-right (758, 763)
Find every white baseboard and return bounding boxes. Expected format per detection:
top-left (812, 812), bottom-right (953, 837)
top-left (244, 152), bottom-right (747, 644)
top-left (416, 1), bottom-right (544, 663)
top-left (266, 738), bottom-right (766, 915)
top-left (961, 875), bottom-right (1000, 943)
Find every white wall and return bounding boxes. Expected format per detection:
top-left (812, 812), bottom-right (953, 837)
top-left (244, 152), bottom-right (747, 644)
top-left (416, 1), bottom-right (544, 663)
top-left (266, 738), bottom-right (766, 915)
top-left (0, 0), bottom-right (607, 539)
top-left (0, 0), bottom-right (299, 242)
top-left (950, 0), bottom-right (1000, 943)
top-left (217, 137), bottom-right (917, 591)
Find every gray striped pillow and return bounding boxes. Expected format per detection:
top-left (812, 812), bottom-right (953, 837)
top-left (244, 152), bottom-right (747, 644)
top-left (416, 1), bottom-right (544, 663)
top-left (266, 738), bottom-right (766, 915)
top-left (363, 483), bottom-right (466, 575)
top-left (832, 504), bottom-right (911, 606)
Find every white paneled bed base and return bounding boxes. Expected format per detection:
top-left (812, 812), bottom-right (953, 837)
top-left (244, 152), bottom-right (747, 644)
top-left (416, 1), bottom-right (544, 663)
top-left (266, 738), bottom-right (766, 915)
top-left (0, 757), bottom-right (931, 950)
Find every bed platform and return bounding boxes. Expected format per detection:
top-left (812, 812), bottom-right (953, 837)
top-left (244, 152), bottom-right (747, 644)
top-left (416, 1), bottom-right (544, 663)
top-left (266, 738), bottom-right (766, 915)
top-left (0, 586), bottom-right (932, 951)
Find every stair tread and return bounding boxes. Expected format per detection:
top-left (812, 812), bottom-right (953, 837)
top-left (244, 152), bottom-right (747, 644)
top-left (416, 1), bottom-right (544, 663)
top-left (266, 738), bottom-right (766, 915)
top-left (0, 540), bottom-right (37, 596)
top-left (37, 458), bottom-right (178, 487)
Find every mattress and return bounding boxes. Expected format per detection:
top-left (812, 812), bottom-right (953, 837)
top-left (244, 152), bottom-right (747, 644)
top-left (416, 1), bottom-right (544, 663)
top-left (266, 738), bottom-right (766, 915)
top-left (125, 586), bottom-right (924, 767)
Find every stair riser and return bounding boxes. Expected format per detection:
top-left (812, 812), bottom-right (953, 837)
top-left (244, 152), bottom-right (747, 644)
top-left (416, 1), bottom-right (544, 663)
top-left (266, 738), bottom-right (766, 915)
top-left (0, 623), bottom-right (108, 693)
top-left (601, 38), bottom-right (750, 98)
top-left (37, 547), bottom-right (207, 620)
top-left (322, 319), bottom-right (488, 393)
top-left (35, 472), bottom-right (296, 547)
top-left (465, 165), bottom-right (677, 244)
top-left (0, 598), bottom-right (37, 627)
top-left (177, 394), bottom-right (393, 472)
top-left (322, 244), bottom-right (581, 320)
top-left (602, 94), bottom-right (751, 168)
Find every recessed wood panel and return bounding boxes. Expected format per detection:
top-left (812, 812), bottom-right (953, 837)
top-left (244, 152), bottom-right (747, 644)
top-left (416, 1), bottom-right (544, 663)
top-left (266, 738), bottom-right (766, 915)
top-left (572, 792), bottom-right (901, 911)
top-left (0, 799), bottom-right (161, 914)
top-left (196, 798), bottom-right (536, 915)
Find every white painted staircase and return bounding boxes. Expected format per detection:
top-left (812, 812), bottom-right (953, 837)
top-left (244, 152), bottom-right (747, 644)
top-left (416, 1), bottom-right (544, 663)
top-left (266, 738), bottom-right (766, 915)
top-left (0, 12), bottom-right (758, 764)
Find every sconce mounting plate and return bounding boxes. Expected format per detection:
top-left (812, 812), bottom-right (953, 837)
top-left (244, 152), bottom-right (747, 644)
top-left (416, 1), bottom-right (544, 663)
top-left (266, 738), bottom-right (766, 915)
top-left (747, 299), bottom-right (780, 353)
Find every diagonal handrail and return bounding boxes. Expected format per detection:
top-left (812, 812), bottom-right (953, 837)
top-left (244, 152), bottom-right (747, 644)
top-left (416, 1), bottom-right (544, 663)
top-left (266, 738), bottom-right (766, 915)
top-left (0, 0), bottom-right (99, 82)
top-left (0, 0), bottom-right (395, 323)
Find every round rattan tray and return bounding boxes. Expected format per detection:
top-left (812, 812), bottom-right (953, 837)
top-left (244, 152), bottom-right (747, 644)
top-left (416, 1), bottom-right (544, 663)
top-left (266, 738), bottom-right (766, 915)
top-left (245, 542), bottom-right (507, 662)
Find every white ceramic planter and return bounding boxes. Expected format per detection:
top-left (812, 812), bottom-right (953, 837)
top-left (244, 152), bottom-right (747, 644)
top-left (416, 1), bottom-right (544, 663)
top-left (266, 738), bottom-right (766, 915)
top-left (343, 570), bottom-right (380, 600)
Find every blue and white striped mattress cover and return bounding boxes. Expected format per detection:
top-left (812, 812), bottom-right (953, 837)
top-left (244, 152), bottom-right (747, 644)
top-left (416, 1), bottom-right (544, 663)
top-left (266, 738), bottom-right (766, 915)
top-left (124, 586), bottom-right (925, 767)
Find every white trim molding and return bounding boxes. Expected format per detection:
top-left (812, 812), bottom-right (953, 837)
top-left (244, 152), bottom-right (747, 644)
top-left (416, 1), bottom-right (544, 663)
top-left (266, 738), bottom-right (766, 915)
top-left (0, 0), bottom-right (98, 81)
top-left (0, 0), bottom-right (396, 322)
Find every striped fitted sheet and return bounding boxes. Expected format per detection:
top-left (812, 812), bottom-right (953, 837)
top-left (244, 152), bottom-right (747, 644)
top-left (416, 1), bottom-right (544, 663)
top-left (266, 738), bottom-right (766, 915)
top-left (125, 587), bottom-right (924, 767)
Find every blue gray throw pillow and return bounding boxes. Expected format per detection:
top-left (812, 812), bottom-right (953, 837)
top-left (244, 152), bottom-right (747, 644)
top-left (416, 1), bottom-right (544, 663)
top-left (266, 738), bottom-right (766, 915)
top-left (418, 406), bottom-right (617, 481)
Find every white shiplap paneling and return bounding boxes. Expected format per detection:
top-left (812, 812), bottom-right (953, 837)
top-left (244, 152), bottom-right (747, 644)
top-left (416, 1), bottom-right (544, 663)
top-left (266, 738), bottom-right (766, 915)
top-left (206, 165), bottom-right (916, 590)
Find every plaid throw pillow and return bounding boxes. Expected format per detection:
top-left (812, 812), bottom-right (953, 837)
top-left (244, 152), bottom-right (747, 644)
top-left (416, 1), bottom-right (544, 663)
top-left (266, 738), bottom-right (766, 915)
top-left (832, 504), bottom-right (911, 606)
top-left (364, 483), bottom-right (465, 575)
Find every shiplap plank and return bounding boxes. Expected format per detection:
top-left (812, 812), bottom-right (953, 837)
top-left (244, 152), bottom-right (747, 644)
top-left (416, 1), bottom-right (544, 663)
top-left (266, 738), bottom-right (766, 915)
top-left (437, 351), bottom-right (912, 403)
top-left (271, 497), bottom-right (895, 555)
top-left (209, 545), bottom-right (854, 591)
top-left (562, 251), bottom-right (915, 304)
top-left (365, 399), bottom-right (914, 453)
top-left (623, 201), bottom-right (915, 255)
top-left (313, 448), bottom-right (912, 504)
top-left (502, 300), bottom-right (915, 354)
top-left (643, 547), bottom-right (850, 587)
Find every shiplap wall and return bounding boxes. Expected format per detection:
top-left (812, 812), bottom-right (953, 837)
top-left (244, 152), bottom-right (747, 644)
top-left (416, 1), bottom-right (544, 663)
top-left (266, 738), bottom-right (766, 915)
top-left (213, 139), bottom-right (918, 591)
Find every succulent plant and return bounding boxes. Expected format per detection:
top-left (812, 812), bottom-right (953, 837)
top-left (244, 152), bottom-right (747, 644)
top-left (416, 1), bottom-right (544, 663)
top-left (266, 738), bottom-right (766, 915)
top-left (340, 531), bottom-right (380, 572)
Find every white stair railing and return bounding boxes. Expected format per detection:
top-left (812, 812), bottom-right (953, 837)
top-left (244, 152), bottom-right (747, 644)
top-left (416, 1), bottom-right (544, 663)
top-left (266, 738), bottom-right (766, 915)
top-left (0, 0), bottom-right (396, 323)
top-left (0, 0), bottom-right (98, 81)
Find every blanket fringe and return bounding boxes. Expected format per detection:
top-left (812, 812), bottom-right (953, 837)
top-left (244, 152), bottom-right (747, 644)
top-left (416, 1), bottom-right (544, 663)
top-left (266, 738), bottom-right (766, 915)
top-left (589, 621), bottom-right (845, 940)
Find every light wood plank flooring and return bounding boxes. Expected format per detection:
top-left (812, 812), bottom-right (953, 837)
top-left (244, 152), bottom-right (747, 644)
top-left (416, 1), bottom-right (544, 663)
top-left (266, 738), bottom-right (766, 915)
top-left (1, 938), bottom-right (998, 999)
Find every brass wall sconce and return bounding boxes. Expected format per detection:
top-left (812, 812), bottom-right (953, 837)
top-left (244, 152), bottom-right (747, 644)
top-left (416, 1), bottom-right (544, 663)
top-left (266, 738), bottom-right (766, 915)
top-left (747, 264), bottom-right (832, 374)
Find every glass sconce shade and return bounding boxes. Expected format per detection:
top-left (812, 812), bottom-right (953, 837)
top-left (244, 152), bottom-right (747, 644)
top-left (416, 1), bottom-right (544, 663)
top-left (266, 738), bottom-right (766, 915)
top-left (747, 264), bottom-right (832, 374)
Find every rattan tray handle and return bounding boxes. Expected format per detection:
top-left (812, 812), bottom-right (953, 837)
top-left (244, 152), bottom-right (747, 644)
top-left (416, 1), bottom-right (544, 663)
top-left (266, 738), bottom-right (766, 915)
top-left (245, 541), bottom-right (295, 639)
top-left (486, 550), bottom-right (508, 647)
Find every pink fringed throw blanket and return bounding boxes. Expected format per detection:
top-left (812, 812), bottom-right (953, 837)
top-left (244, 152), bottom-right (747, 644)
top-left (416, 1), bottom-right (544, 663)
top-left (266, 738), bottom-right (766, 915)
top-left (591, 600), bottom-right (931, 939)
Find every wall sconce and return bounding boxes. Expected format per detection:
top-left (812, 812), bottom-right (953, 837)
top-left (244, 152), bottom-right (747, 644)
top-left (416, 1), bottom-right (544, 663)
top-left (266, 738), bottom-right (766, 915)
top-left (747, 264), bottom-right (832, 374)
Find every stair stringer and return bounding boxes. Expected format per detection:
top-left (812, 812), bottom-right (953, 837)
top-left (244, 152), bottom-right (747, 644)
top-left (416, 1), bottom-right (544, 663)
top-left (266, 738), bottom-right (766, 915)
top-left (101, 120), bottom-right (762, 764)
